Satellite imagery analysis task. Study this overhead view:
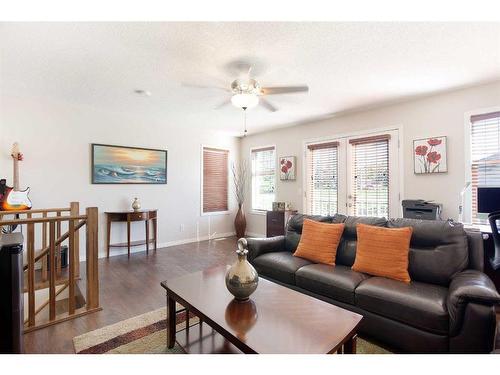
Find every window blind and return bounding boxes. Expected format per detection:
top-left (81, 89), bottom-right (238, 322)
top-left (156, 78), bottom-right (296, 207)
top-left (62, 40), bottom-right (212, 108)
top-left (350, 135), bottom-right (390, 218)
top-left (470, 111), bottom-right (500, 223)
top-left (251, 146), bottom-right (276, 211)
top-left (306, 142), bottom-right (339, 215)
top-left (203, 147), bottom-right (229, 213)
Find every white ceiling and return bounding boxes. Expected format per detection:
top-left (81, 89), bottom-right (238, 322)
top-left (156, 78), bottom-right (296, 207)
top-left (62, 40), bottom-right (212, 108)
top-left (1, 22), bottom-right (500, 136)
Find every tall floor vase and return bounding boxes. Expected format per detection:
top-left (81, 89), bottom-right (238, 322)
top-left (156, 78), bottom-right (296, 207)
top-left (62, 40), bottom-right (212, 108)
top-left (234, 204), bottom-right (246, 239)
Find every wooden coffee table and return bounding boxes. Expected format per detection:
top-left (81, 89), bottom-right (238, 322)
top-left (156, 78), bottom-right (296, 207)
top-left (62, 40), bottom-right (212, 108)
top-left (160, 266), bottom-right (363, 354)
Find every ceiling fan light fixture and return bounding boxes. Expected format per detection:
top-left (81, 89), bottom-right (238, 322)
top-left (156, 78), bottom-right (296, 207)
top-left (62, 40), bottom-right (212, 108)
top-left (231, 93), bottom-right (259, 109)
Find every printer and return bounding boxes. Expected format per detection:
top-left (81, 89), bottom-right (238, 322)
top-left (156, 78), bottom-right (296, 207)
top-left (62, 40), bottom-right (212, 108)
top-left (402, 199), bottom-right (442, 220)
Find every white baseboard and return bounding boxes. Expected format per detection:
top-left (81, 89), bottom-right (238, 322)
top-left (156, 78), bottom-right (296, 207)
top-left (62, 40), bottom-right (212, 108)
top-left (245, 232), bottom-right (266, 238)
top-left (99, 231), bottom-right (236, 260)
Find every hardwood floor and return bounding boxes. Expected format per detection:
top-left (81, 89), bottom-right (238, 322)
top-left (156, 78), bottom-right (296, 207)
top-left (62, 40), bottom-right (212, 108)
top-left (23, 236), bottom-right (238, 354)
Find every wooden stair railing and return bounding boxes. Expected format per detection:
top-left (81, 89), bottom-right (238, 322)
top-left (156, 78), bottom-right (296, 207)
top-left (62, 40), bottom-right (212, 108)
top-left (0, 202), bottom-right (101, 332)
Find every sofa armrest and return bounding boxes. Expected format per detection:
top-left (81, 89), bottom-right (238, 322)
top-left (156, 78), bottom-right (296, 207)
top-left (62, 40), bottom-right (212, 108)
top-left (246, 236), bottom-right (285, 263)
top-left (447, 270), bottom-right (500, 335)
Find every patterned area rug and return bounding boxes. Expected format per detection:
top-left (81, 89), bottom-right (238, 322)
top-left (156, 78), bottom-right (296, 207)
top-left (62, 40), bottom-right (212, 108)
top-left (73, 305), bottom-right (390, 354)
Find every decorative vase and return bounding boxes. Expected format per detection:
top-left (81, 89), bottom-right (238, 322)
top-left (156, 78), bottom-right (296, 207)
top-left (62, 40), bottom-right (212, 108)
top-left (225, 238), bottom-right (258, 301)
top-left (234, 204), bottom-right (246, 238)
top-left (131, 198), bottom-right (141, 211)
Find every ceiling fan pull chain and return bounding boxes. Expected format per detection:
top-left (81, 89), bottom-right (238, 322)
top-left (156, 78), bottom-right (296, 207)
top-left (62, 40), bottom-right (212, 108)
top-left (243, 108), bottom-right (248, 137)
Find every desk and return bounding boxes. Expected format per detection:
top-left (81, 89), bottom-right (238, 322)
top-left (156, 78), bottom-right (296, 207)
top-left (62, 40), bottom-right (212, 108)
top-left (464, 224), bottom-right (500, 291)
top-left (105, 210), bottom-right (157, 258)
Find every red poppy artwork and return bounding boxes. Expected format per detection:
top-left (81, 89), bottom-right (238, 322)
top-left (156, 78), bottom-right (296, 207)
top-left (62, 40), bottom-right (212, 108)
top-left (413, 136), bottom-right (447, 174)
top-left (279, 156), bottom-right (296, 180)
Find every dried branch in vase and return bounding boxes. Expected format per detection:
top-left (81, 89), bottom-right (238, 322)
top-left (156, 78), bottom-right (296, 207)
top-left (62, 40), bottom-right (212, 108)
top-left (232, 160), bottom-right (248, 207)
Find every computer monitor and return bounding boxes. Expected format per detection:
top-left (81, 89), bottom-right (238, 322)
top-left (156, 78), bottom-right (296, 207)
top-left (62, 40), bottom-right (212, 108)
top-left (477, 187), bottom-right (500, 214)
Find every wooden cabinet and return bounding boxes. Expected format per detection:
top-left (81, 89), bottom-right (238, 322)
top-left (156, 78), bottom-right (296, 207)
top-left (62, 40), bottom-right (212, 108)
top-left (266, 210), bottom-right (297, 237)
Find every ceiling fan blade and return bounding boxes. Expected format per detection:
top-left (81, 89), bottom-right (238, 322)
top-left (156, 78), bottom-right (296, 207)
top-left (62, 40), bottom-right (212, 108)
top-left (260, 98), bottom-right (278, 112)
top-left (213, 99), bottom-right (232, 110)
top-left (261, 86), bottom-right (309, 95)
top-left (182, 83), bottom-right (229, 92)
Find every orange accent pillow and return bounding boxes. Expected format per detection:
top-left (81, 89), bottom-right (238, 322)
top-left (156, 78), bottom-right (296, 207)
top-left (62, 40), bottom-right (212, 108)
top-left (293, 219), bottom-right (345, 266)
top-left (352, 223), bottom-right (412, 283)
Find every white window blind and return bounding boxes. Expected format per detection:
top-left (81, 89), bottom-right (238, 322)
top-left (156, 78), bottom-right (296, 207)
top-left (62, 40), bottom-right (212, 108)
top-left (306, 142), bottom-right (339, 216)
top-left (350, 135), bottom-right (390, 218)
top-left (251, 146), bottom-right (276, 211)
top-left (470, 111), bottom-right (500, 223)
top-left (202, 147), bottom-right (228, 213)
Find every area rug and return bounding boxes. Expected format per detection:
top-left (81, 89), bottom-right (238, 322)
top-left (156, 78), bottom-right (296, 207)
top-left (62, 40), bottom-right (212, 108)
top-left (73, 305), bottom-right (390, 354)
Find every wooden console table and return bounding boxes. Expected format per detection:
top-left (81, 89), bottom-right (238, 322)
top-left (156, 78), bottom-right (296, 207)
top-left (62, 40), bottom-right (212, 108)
top-left (105, 209), bottom-right (158, 258)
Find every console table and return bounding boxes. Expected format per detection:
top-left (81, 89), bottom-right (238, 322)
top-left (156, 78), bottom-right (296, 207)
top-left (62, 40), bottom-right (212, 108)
top-left (105, 209), bottom-right (158, 258)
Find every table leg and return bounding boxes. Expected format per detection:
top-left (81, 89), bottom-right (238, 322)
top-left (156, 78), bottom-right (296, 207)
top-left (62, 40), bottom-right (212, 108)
top-left (106, 216), bottom-right (111, 258)
top-left (127, 215), bottom-right (131, 258)
top-left (343, 334), bottom-right (357, 354)
top-left (145, 219), bottom-right (150, 254)
top-left (186, 308), bottom-right (190, 330)
top-left (153, 217), bottom-right (157, 251)
top-left (167, 292), bottom-right (176, 349)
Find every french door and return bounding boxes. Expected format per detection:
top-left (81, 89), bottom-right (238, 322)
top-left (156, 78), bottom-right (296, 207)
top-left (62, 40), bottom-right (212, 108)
top-left (305, 129), bottom-right (400, 219)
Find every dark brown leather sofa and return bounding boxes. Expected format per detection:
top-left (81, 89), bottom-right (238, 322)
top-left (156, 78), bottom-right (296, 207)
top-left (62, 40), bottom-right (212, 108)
top-left (247, 214), bottom-right (500, 353)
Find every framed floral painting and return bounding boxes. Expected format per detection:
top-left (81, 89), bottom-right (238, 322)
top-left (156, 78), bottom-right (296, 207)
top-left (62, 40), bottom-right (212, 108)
top-left (279, 156), bottom-right (296, 180)
top-left (413, 136), bottom-right (447, 174)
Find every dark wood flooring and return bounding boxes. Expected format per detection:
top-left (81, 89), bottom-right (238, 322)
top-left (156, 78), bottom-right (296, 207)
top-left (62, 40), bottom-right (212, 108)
top-left (23, 236), bottom-right (238, 354)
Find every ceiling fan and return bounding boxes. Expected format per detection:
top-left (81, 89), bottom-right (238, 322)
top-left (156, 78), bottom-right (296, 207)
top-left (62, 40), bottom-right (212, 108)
top-left (183, 65), bottom-right (309, 112)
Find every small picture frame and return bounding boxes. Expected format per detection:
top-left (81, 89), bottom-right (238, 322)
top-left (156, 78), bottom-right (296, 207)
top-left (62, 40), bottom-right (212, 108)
top-left (272, 202), bottom-right (286, 211)
top-left (279, 156), bottom-right (296, 180)
top-left (413, 136), bottom-right (447, 174)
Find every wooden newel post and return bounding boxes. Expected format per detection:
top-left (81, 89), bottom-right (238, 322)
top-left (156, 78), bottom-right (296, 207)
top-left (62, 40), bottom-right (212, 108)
top-left (70, 202), bottom-right (80, 277)
top-left (86, 207), bottom-right (99, 310)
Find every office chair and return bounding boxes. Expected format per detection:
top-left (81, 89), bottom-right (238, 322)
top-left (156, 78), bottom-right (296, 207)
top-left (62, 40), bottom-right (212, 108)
top-left (487, 210), bottom-right (500, 270)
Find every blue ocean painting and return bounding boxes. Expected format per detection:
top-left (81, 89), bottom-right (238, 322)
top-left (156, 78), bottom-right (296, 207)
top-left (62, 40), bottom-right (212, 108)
top-left (92, 145), bottom-right (167, 184)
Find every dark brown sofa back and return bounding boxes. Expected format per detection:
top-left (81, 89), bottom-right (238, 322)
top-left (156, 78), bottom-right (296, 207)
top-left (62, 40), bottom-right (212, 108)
top-left (388, 218), bottom-right (468, 286)
top-left (285, 214), bottom-right (471, 286)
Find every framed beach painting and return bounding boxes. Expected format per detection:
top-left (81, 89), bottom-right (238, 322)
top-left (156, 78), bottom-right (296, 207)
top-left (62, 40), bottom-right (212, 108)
top-left (413, 136), bottom-right (447, 174)
top-left (279, 156), bottom-right (296, 180)
top-left (91, 144), bottom-right (167, 184)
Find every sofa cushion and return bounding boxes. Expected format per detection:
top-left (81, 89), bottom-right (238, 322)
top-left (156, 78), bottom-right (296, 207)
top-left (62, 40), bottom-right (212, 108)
top-left (284, 214), bottom-right (346, 253)
top-left (335, 216), bottom-right (387, 267)
top-left (293, 220), bottom-right (345, 265)
top-left (253, 252), bottom-right (312, 285)
top-left (388, 218), bottom-right (468, 286)
top-left (355, 277), bottom-right (449, 335)
top-left (296, 264), bottom-right (370, 305)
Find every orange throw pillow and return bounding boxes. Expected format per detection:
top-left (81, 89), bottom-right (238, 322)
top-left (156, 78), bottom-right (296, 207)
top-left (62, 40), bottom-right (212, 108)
top-left (293, 219), bottom-right (345, 266)
top-left (352, 223), bottom-right (412, 283)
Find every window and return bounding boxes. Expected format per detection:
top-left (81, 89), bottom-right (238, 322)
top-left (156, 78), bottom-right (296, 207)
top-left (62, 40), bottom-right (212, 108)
top-left (251, 146), bottom-right (276, 211)
top-left (202, 147), bottom-right (228, 213)
top-left (350, 134), bottom-right (390, 218)
top-left (306, 142), bottom-right (339, 216)
top-left (470, 111), bottom-right (500, 223)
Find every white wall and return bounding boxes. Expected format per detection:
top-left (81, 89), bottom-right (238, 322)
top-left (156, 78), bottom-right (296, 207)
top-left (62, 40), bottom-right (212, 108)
top-left (0, 93), bottom-right (240, 258)
top-left (241, 81), bottom-right (500, 236)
